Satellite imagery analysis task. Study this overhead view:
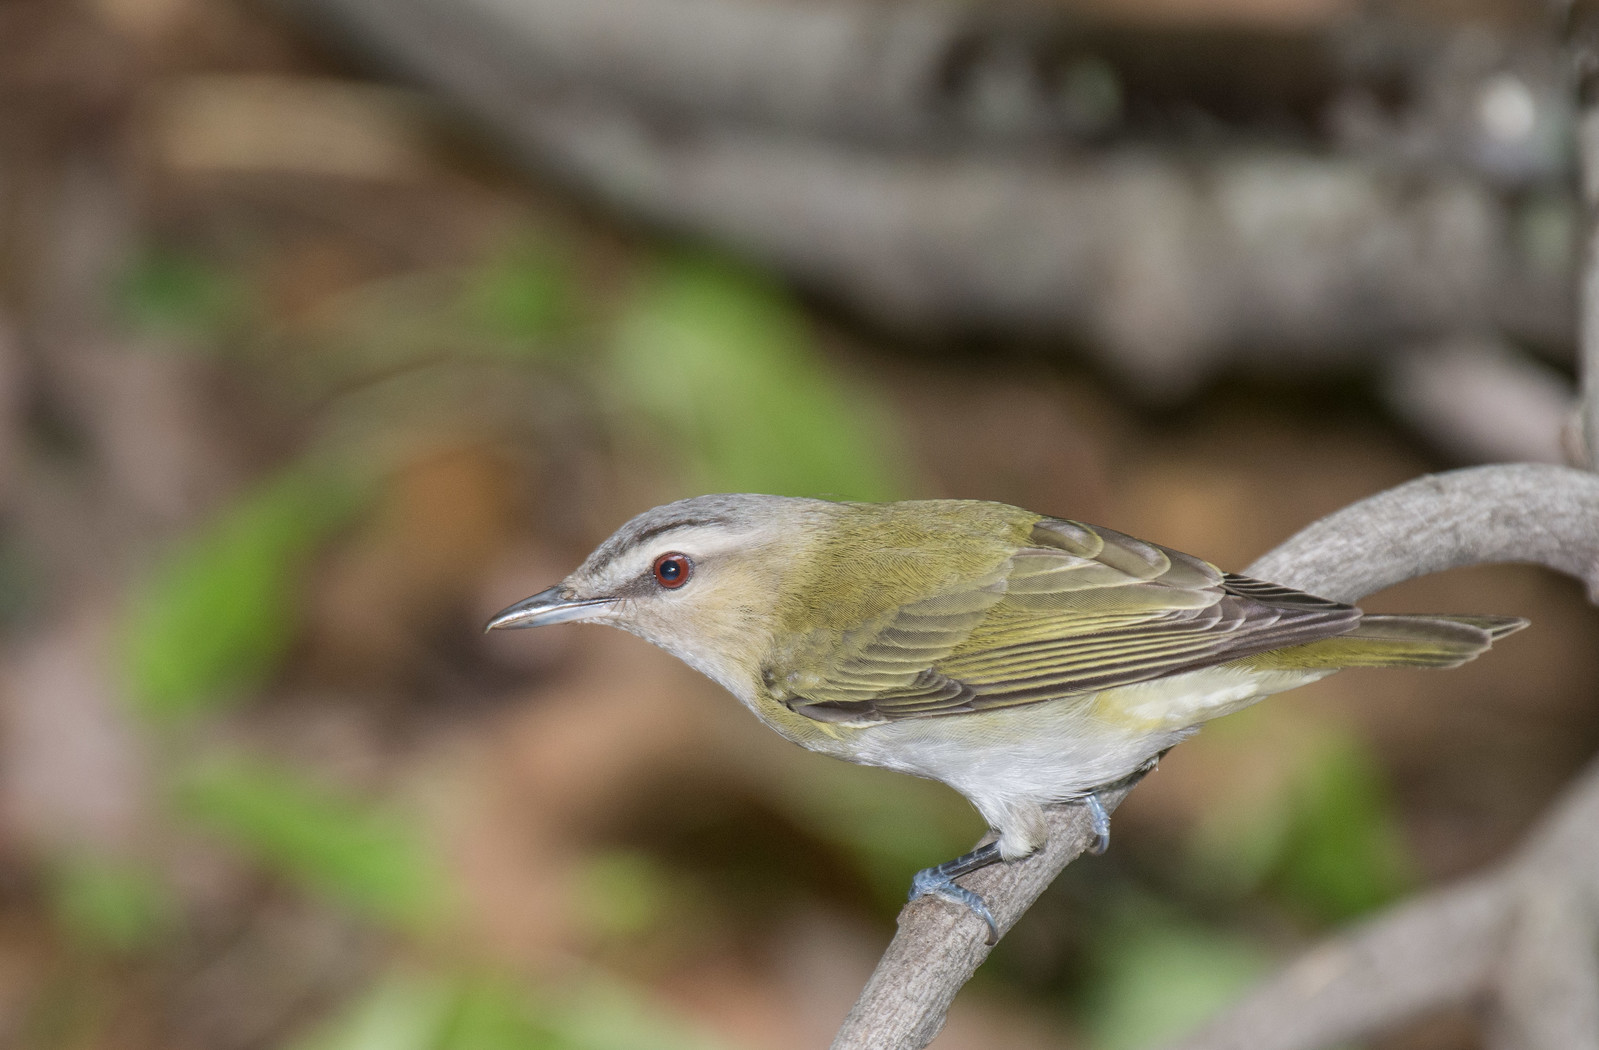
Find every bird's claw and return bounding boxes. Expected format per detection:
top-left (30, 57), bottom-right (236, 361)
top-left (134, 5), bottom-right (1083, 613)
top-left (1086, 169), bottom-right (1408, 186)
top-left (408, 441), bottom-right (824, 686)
top-left (1083, 792), bottom-right (1111, 855)
top-left (909, 866), bottom-right (999, 945)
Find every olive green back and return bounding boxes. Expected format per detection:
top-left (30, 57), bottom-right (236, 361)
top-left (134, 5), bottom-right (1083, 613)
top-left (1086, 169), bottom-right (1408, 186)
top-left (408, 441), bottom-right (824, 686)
top-left (763, 506), bottom-right (1365, 724)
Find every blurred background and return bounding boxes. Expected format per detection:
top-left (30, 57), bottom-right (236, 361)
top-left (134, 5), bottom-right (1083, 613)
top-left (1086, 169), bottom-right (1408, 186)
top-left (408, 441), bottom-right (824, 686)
top-left (0, 0), bottom-right (1595, 1047)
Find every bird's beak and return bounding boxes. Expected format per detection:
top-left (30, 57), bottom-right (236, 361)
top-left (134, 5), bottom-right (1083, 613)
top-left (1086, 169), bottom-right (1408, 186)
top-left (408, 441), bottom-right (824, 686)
top-left (484, 586), bottom-right (616, 631)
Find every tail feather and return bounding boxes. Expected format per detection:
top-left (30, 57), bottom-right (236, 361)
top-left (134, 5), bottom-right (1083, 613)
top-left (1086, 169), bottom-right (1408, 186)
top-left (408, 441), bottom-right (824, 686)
top-left (1436, 614), bottom-right (1530, 641)
top-left (1246, 613), bottom-right (1529, 671)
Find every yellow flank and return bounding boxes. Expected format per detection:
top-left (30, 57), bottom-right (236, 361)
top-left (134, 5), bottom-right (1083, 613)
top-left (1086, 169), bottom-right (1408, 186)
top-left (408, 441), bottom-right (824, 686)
top-left (1083, 664), bottom-right (1319, 732)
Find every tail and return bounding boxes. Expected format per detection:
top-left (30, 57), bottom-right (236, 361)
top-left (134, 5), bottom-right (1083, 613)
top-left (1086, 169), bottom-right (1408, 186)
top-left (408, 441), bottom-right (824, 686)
top-left (1248, 614), bottom-right (1528, 671)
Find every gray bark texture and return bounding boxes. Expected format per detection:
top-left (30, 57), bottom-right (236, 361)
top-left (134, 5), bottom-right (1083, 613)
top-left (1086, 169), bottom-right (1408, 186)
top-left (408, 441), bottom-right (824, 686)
top-left (273, 0), bottom-right (1575, 399)
top-left (1171, 745), bottom-right (1599, 1050)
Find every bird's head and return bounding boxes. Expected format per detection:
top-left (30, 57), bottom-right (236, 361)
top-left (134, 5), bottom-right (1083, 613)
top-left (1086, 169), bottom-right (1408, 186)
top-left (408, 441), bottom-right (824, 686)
top-left (486, 493), bottom-right (839, 695)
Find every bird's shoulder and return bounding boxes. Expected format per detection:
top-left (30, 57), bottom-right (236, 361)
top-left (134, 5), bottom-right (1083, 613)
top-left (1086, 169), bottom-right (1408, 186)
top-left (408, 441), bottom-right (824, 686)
top-left (770, 499), bottom-right (1039, 635)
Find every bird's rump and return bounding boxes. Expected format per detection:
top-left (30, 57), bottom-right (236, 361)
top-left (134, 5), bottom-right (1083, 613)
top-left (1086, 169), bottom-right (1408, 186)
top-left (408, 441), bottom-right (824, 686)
top-left (777, 519), bottom-right (1365, 724)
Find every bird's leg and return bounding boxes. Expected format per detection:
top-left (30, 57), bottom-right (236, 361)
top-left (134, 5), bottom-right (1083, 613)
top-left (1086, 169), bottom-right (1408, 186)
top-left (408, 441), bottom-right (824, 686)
top-left (1082, 792), bottom-right (1112, 855)
top-left (909, 755), bottom-right (1168, 944)
top-left (1079, 749), bottom-right (1169, 856)
top-left (908, 841), bottom-right (1003, 944)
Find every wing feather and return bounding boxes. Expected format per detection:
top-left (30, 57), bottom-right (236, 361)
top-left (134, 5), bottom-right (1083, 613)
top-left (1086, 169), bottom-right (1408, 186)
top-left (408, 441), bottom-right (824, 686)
top-left (777, 518), bottom-right (1361, 725)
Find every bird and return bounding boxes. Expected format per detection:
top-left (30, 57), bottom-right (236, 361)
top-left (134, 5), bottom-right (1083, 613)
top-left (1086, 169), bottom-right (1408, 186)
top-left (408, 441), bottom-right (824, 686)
top-left (486, 494), bottom-right (1526, 941)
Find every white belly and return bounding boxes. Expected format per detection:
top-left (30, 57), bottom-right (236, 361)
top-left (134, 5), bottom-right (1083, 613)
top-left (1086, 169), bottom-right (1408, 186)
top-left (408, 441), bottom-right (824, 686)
top-left (825, 664), bottom-right (1330, 856)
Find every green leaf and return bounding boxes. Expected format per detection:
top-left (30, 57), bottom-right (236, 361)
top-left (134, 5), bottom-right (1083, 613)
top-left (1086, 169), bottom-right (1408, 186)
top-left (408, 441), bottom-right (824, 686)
top-left (120, 463), bottom-right (365, 722)
top-left (291, 971), bottom-right (457, 1050)
top-left (1083, 912), bottom-right (1267, 1050)
top-left (574, 850), bottom-right (674, 940)
top-left (293, 969), bottom-right (728, 1050)
top-left (178, 756), bottom-right (446, 930)
top-left (612, 256), bottom-right (901, 500)
top-left (49, 853), bottom-right (174, 954)
top-left (117, 245), bottom-right (250, 342)
top-left (462, 239), bottom-right (577, 349)
top-left (439, 976), bottom-right (559, 1050)
top-left (1271, 735), bottom-right (1415, 922)
top-left (1185, 729), bottom-right (1415, 923)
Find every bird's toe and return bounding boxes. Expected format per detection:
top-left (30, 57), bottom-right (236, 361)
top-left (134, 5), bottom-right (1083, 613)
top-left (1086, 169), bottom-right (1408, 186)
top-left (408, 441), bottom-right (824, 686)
top-left (908, 867), bottom-right (999, 945)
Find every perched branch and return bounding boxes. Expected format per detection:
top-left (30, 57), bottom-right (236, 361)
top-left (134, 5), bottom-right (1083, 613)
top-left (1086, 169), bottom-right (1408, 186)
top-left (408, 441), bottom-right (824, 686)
top-left (835, 463), bottom-right (1599, 1050)
top-left (832, 782), bottom-right (1133, 1049)
top-left (1244, 463), bottom-right (1599, 602)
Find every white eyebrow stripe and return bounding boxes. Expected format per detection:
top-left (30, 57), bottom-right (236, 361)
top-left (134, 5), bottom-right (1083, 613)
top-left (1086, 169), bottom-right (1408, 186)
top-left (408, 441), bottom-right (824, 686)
top-left (601, 525), bottom-right (762, 583)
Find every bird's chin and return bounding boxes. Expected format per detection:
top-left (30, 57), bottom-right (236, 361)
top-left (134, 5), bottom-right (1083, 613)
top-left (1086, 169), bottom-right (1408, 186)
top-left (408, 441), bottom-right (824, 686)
top-left (606, 625), bottom-right (748, 701)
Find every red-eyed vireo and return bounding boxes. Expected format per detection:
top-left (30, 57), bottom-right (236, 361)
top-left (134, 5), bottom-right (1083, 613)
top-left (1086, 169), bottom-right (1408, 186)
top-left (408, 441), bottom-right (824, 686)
top-left (488, 495), bottom-right (1525, 939)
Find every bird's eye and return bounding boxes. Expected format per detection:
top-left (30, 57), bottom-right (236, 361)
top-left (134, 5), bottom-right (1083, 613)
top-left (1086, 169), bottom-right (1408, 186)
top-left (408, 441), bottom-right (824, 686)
top-left (652, 552), bottom-right (693, 589)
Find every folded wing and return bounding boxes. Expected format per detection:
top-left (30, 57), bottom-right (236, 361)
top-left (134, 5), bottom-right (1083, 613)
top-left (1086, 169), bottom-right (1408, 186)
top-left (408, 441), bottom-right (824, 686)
top-left (782, 518), bottom-right (1361, 725)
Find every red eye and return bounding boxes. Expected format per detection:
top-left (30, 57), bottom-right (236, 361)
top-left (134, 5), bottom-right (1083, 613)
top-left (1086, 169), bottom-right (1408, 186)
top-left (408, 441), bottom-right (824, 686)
top-left (652, 553), bottom-right (693, 589)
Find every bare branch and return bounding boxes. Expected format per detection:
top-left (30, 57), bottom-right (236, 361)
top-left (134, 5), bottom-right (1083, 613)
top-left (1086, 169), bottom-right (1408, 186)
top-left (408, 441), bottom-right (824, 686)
top-left (1172, 733), bottom-right (1599, 1050)
top-left (1165, 876), bottom-right (1512, 1050)
top-left (270, 0), bottom-right (1574, 399)
top-left (1487, 874), bottom-right (1599, 1050)
top-left (504, 111), bottom-right (1542, 399)
top-left (1243, 464), bottom-right (1599, 602)
top-left (1485, 740), bottom-right (1599, 1050)
top-left (831, 783), bottom-right (1132, 1049)
top-left (278, 0), bottom-right (1573, 171)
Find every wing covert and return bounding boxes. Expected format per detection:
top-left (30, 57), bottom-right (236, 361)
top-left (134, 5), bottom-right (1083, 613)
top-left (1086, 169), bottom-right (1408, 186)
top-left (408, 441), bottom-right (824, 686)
top-left (777, 519), bottom-right (1361, 725)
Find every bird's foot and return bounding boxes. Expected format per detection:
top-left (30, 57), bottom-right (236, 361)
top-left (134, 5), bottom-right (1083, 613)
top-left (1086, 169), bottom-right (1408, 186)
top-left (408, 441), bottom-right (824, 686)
top-left (906, 841), bottom-right (1003, 944)
top-left (909, 868), bottom-right (999, 944)
top-left (1082, 792), bottom-right (1111, 855)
